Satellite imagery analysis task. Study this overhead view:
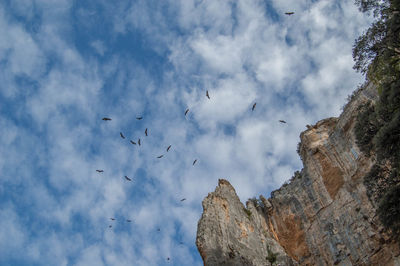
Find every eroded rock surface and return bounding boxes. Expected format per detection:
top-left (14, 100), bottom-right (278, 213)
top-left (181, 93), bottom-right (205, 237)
top-left (196, 84), bottom-right (400, 265)
top-left (196, 179), bottom-right (296, 266)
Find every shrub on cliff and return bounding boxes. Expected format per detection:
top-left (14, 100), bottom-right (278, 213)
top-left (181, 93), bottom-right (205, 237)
top-left (266, 246), bottom-right (277, 266)
top-left (374, 81), bottom-right (400, 165)
top-left (377, 184), bottom-right (400, 242)
top-left (363, 164), bottom-right (384, 201)
top-left (243, 207), bottom-right (252, 219)
top-left (354, 103), bottom-right (379, 155)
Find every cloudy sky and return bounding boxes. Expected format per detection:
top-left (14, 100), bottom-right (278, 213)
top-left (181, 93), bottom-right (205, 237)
top-left (0, 0), bottom-right (372, 265)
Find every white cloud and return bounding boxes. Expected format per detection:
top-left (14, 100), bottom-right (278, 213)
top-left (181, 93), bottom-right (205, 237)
top-left (91, 40), bottom-right (107, 56)
top-left (0, 206), bottom-right (26, 254)
top-left (76, 245), bottom-right (104, 266)
top-left (0, 6), bottom-right (46, 98)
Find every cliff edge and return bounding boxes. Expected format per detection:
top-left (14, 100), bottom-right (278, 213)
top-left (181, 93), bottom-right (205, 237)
top-left (196, 83), bottom-right (400, 265)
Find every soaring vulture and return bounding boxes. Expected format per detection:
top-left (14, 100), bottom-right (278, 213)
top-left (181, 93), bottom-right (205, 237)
top-left (167, 145), bottom-right (171, 152)
top-left (96, 170), bottom-right (104, 173)
top-left (138, 138), bottom-right (141, 146)
top-left (157, 155), bottom-right (164, 159)
top-left (145, 128), bottom-right (148, 136)
top-left (180, 198), bottom-right (186, 202)
top-left (130, 140), bottom-right (136, 145)
top-left (120, 132), bottom-right (126, 139)
top-left (193, 159), bottom-right (197, 165)
top-left (136, 116), bottom-right (143, 120)
top-left (252, 103), bottom-right (256, 111)
top-left (102, 117), bottom-right (112, 121)
top-left (285, 12), bottom-right (294, 15)
top-left (279, 120), bottom-right (287, 124)
top-left (206, 90), bottom-right (210, 99)
top-left (184, 109), bottom-right (189, 116)
top-left (124, 176), bottom-right (132, 181)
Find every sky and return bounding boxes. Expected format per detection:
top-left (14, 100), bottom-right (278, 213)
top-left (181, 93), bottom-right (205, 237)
top-left (0, 0), bottom-right (372, 265)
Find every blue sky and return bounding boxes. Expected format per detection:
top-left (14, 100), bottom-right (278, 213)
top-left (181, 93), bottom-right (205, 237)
top-left (0, 0), bottom-right (371, 265)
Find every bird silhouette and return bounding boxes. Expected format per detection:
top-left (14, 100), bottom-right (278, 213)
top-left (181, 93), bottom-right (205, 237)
top-left (126, 219), bottom-right (132, 222)
top-left (193, 159), bottom-right (197, 165)
top-left (102, 117), bottom-right (112, 121)
top-left (138, 138), bottom-right (141, 146)
top-left (130, 140), bottom-right (136, 145)
top-left (157, 155), bottom-right (164, 158)
top-left (120, 132), bottom-right (126, 139)
top-left (124, 176), bottom-right (132, 181)
top-left (167, 145), bottom-right (171, 152)
top-left (145, 128), bottom-right (148, 136)
top-left (109, 225), bottom-right (112, 228)
top-left (206, 90), bottom-right (210, 99)
top-left (110, 218), bottom-right (116, 221)
top-left (279, 120), bottom-right (287, 123)
top-left (136, 116), bottom-right (143, 120)
top-left (285, 12), bottom-right (294, 15)
top-left (184, 109), bottom-right (189, 116)
top-left (252, 103), bottom-right (256, 111)
top-left (180, 198), bottom-right (186, 202)
top-left (96, 170), bottom-right (104, 173)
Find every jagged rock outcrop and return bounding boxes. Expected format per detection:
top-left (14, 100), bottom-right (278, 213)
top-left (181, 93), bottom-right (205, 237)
top-left (196, 83), bottom-right (400, 265)
top-left (196, 179), bottom-right (296, 266)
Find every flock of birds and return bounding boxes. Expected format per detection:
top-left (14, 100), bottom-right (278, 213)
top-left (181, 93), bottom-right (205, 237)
top-left (96, 89), bottom-right (288, 255)
top-left (94, 11), bottom-right (293, 263)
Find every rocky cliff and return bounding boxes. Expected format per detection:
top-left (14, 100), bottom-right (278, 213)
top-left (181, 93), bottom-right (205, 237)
top-left (196, 83), bottom-right (400, 266)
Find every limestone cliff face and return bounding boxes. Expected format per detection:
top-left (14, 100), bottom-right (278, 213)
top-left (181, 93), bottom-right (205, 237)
top-left (196, 179), bottom-right (296, 266)
top-left (196, 83), bottom-right (400, 266)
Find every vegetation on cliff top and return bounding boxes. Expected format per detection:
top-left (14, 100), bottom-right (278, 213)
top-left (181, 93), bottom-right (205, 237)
top-left (353, 0), bottom-right (400, 242)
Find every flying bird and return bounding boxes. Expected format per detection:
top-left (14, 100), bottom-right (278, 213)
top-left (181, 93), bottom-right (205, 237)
top-left (130, 140), bottom-right (136, 145)
top-left (138, 138), bottom-right (141, 146)
top-left (145, 128), bottom-right (148, 136)
top-left (285, 12), bottom-right (294, 15)
top-left (279, 120), bottom-right (287, 124)
top-left (167, 145), bottom-right (171, 152)
top-left (120, 132), bottom-right (125, 139)
top-left (252, 103), bottom-right (256, 111)
top-left (102, 117), bottom-right (112, 121)
top-left (127, 219), bottom-right (132, 222)
top-left (110, 218), bottom-right (116, 221)
top-left (167, 257), bottom-right (170, 261)
top-left (136, 116), bottom-right (143, 120)
top-left (180, 198), bottom-right (186, 202)
top-left (206, 90), bottom-right (210, 99)
top-left (124, 176), bottom-right (132, 181)
top-left (96, 170), bottom-right (104, 173)
top-left (157, 155), bottom-right (164, 158)
top-left (193, 159), bottom-right (197, 165)
top-left (109, 225), bottom-right (112, 228)
top-left (184, 109), bottom-right (189, 116)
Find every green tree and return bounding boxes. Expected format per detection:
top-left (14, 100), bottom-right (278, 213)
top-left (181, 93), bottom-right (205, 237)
top-left (353, 0), bottom-right (400, 243)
